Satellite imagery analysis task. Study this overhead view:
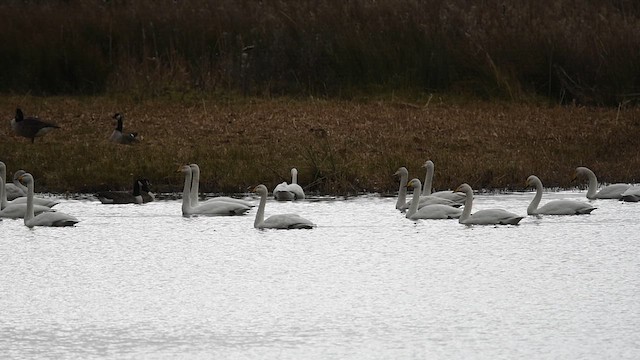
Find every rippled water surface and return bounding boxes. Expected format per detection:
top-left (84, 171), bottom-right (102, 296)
top-left (1, 190), bottom-right (639, 359)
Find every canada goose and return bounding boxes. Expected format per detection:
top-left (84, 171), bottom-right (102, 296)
top-left (96, 178), bottom-right (154, 204)
top-left (109, 113), bottom-right (141, 144)
top-left (11, 108), bottom-right (60, 143)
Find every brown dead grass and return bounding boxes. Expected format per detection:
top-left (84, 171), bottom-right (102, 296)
top-left (1, 96), bottom-right (639, 195)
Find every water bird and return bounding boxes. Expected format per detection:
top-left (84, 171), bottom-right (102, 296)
top-left (179, 165), bottom-right (250, 216)
top-left (0, 162), bottom-right (59, 208)
top-left (0, 170), bottom-right (54, 219)
top-left (422, 160), bottom-right (466, 204)
top-left (189, 164), bottom-right (253, 207)
top-left (18, 173), bottom-right (79, 227)
top-left (394, 167), bottom-right (459, 211)
top-left (455, 183), bottom-right (524, 225)
top-left (526, 175), bottom-right (596, 215)
top-left (4, 169), bottom-right (27, 200)
top-left (96, 178), bottom-right (154, 204)
top-left (11, 108), bottom-right (60, 143)
top-left (273, 168), bottom-right (305, 201)
top-left (620, 186), bottom-right (640, 202)
top-left (253, 184), bottom-right (315, 229)
top-left (405, 179), bottom-right (462, 220)
top-left (573, 167), bottom-right (630, 199)
top-left (109, 113), bottom-right (141, 144)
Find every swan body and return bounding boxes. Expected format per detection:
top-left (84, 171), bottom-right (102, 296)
top-left (621, 186), bottom-right (640, 202)
top-left (526, 175), bottom-right (596, 215)
top-left (456, 183), bottom-right (523, 225)
top-left (11, 108), bottom-right (59, 143)
top-left (573, 167), bottom-right (630, 199)
top-left (253, 184), bottom-right (314, 229)
top-left (19, 173), bottom-right (78, 227)
top-left (109, 113), bottom-right (141, 144)
top-left (180, 165), bottom-right (250, 216)
top-left (0, 172), bottom-right (54, 218)
top-left (96, 179), bottom-right (154, 204)
top-left (395, 167), bottom-right (459, 210)
top-left (422, 160), bottom-right (466, 204)
top-left (273, 168), bottom-right (305, 201)
top-left (189, 164), bottom-right (253, 207)
top-left (406, 179), bottom-right (462, 219)
top-left (0, 162), bottom-right (58, 208)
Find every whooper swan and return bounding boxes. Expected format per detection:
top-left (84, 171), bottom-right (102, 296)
top-left (455, 183), bottom-right (523, 225)
top-left (253, 184), bottom-right (314, 229)
top-left (526, 175), bottom-right (596, 215)
top-left (406, 179), bottom-right (462, 220)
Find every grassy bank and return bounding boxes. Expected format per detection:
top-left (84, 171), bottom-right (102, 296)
top-left (1, 95), bottom-right (639, 195)
top-left (1, 1), bottom-right (639, 104)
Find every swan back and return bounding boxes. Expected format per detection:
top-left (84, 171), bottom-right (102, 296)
top-left (455, 183), bottom-right (523, 225)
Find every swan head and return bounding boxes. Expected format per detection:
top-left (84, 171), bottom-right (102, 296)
top-left (407, 178), bottom-right (422, 189)
top-left (422, 160), bottom-right (434, 170)
top-left (525, 175), bottom-right (541, 188)
top-left (291, 168), bottom-right (298, 175)
top-left (394, 167), bottom-right (408, 177)
top-left (573, 166), bottom-right (592, 181)
top-left (178, 165), bottom-right (192, 174)
top-left (13, 169), bottom-right (26, 181)
top-left (454, 183), bottom-right (473, 194)
top-left (253, 184), bottom-right (268, 196)
top-left (18, 172), bottom-right (34, 186)
top-left (189, 163), bottom-right (200, 172)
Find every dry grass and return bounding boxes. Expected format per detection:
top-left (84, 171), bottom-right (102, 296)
top-left (1, 95), bottom-right (639, 195)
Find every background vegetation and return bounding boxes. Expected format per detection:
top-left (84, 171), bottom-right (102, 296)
top-left (1, 0), bottom-right (639, 105)
top-left (1, 95), bottom-right (639, 195)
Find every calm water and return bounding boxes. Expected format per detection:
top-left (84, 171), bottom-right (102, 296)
top-left (1, 190), bottom-right (639, 359)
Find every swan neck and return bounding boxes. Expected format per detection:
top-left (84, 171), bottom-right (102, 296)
top-left (459, 188), bottom-right (473, 222)
top-left (190, 166), bottom-right (200, 205)
top-left (0, 175), bottom-right (6, 209)
top-left (423, 165), bottom-right (433, 195)
top-left (182, 169), bottom-right (193, 214)
top-left (528, 181), bottom-right (543, 215)
top-left (25, 180), bottom-right (35, 223)
top-left (255, 191), bottom-right (266, 228)
top-left (0, 165), bottom-right (6, 209)
top-left (291, 169), bottom-right (298, 184)
top-left (396, 172), bottom-right (408, 209)
top-left (586, 170), bottom-right (598, 199)
top-left (407, 185), bottom-right (421, 218)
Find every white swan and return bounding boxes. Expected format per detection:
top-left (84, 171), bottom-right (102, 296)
top-left (456, 183), bottom-right (524, 225)
top-left (273, 168), bottom-right (305, 201)
top-left (5, 169), bottom-right (27, 200)
top-left (189, 164), bottom-right (253, 207)
top-left (422, 160), bottom-right (466, 204)
top-left (253, 184), bottom-right (314, 229)
top-left (394, 167), bottom-right (459, 210)
top-left (621, 186), bottom-right (640, 202)
top-left (19, 173), bottom-right (78, 227)
top-left (0, 161), bottom-right (58, 208)
top-left (573, 166), bottom-right (630, 199)
top-left (0, 172), bottom-right (54, 219)
top-left (526, 175), bottom-right (596, 215)
top-left (179, 165), bottom-right (250, 216)
top-left (406, 179), bottom-right (462, 220)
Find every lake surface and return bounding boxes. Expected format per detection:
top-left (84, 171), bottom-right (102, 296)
top-left (1, 190), bottom-right (639, 359)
